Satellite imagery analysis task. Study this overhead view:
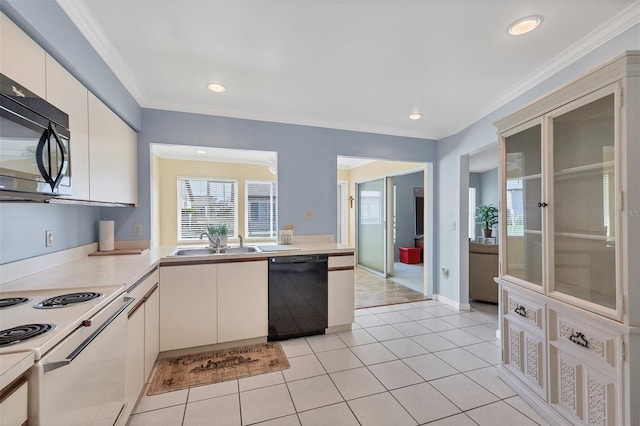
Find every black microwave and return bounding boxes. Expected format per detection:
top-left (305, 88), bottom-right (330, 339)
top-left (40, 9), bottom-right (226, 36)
top-left (0, 73), bottom-right (71, 200)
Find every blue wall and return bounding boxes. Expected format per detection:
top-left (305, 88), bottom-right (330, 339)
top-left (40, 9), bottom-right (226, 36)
top-left (0, 204), bottom-right (101, 264)
top-left (107, 109), bottom-right (436, 243)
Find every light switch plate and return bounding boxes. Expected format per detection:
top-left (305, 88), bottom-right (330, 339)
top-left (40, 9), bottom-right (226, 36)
top-left (45, 230), bottom-right (53, 247)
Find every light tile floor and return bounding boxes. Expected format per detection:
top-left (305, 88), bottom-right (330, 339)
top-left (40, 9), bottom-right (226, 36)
top-left (128, 300), bottom-right (551, 425)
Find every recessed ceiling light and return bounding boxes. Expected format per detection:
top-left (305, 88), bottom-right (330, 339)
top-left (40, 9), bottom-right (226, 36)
top-left (409, 113), bottom-right (423, 120)
top-left (197, 150), bottom-right (207, 154)
top-left (508, 15), bottom-right (542, 36)
top-left (207, 83), bottom-right (226, 93)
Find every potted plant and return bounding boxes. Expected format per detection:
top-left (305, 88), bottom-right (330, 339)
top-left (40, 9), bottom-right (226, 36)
top-left (475, 204), bottom-right (499, 238)
top-left (206, 223), bottom-right (229, 247)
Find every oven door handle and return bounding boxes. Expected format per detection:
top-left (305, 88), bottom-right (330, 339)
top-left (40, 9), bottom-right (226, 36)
top-left (44, 297), bottom-right (135, 373)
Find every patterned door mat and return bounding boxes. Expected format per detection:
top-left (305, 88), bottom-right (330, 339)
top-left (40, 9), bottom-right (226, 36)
top-left (147, 342), bottom-right (289, 395)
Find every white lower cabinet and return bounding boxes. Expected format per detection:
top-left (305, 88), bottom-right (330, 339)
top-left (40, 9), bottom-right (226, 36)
top-left (549, 345), bottom-right (618, 425)
top-left (503, 318), bottom-right (546, 398)
top-left (218, 261), bottom-right (268, 343)
top-left (501, 287), bottom-right (546, 399)
top-left (121, 269), bottom-right (160, 423)
top-left (328, 270), bottom-right (355, 327)
top-left (144, 286), bottom-right (160, 380)
top-left (160, 264), bottom-right (218, 351)
top-left (328, 255), bottom-right (355, 328)
top-left (125, 304), bottom-right (145, 418)
top-left (0, 378), bottom-right (28, 426)
top-left (499, 283), bottom-right (632, 426)
top-left (160, 260), bottom-right (268, 350)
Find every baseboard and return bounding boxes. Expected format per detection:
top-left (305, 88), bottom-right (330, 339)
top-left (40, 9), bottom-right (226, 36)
top-left (496, 366), bottom-right (571, 425)
top-left (433, 294), bottom-right (471, 312)
top-left (326, 324), bottom-right (352, 334)
top-left (0, 242), bottom-right (98, 285)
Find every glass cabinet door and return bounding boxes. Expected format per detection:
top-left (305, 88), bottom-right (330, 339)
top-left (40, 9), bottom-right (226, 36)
top-left (549, 90), bottom-right (617, 310)
top-left (503, 122), bottom-right (543, 288)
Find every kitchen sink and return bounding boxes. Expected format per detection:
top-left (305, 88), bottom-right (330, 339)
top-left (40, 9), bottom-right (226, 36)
top-left (169, 246), bottom-right (261, 256)
top-left (219, 246), bottom-right (261, 254)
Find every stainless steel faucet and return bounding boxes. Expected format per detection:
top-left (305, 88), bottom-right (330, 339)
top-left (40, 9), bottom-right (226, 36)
top-left (200, 232), bottom-right (221, 251)
top-left (238, 235), bottom-right (244, 248)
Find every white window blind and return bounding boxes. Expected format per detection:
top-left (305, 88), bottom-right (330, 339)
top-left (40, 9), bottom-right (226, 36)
top-left (246, 180), bottom-right (277, 238)
top-left (178, 177), bottom-right (237, 240)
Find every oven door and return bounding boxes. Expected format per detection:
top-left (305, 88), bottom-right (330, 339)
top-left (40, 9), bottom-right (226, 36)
top-left (29, 295), bottom-right (134, 426)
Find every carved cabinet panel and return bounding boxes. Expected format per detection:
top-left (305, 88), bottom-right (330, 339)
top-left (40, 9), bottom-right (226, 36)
top-left (550, 345), bottom-right (618, 426)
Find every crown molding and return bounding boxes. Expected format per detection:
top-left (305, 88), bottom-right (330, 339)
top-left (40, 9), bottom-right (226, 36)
top-left (57, 0), bottom-right (147, 105)
top-left (452, 1), bottom-right (640, 140)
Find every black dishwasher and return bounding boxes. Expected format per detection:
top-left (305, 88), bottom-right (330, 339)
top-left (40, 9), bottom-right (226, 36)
top-left (268, 255), bottom-right (328, 341)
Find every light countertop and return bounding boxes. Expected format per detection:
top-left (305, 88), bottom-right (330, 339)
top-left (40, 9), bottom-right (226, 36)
top-left (0, 351), bottom-right (33, 390)
top-left (1, 243), bottom-right (353, 293)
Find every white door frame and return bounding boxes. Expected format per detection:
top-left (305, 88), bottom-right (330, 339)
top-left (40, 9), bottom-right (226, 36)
top-left (337, 180), bottom-right (348, 245)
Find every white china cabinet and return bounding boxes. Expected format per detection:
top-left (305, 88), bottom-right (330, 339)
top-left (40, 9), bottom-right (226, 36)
top-left (494, 51), bottom-right (639, 426)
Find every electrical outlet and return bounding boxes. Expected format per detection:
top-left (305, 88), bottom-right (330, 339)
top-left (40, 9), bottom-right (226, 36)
top-left (45, 230), bottom-right (53, 247)
top-left (133, 224), bottom-right (142, 236)
top-left (306, 210), bottom-right (313, 221)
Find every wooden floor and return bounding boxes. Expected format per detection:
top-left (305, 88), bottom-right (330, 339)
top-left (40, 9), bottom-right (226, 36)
top-left (354, 266), bottom-right (428, 308)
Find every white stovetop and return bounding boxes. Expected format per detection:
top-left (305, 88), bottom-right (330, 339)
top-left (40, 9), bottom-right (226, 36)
top-left (0, 285), bottom-right (123, 359)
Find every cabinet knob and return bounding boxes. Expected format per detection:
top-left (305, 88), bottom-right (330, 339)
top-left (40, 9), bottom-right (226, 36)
top-left (537, 202), bottom-right (548, 208)
top-left (569, 331), bottom-right (589, 348)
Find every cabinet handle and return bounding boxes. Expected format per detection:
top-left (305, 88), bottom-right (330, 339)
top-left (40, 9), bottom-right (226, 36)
top-left (569, 332), bottom-right (589, 348)
top-left (514, 305), bottom-right (527, 317)
top-left (537, 202), bottom-right (548, 208)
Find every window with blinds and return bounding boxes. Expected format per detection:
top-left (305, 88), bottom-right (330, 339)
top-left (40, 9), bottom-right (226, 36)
top-left (178, 177), bottom-right (237, 240)
top-left (246, 180), bottom-right (277, 238)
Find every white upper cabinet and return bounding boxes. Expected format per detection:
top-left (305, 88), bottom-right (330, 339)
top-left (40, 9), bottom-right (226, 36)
top-left (0, 13), bottom-right (46, 97)
top-left (495, 51), bottom-right (639, 426)
top-left (45, 55), bottom-right (90, 201)
top-left (546, 86), bottom-right (619, 314)
top-left (88, 92), bottom-right (138, 204)
top-left (496, 52), bottom-right (639, 323)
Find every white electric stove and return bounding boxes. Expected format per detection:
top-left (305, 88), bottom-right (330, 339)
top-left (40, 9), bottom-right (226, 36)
top-left (0, 285), bottom-right (123, 359)
top-left (0, 285), bottom-right (132, 425)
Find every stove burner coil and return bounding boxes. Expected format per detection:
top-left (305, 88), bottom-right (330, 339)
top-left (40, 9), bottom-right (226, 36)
top-left (35, 292), bottom-right (103, 309)
top-left (0, 323), bottom-right (54, 347)
top-left (0, 297), bottom-right (30, 309)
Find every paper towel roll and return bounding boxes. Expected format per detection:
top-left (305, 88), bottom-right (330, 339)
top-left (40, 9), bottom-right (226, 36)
top-left (99, 220), bottom-right (115, 252)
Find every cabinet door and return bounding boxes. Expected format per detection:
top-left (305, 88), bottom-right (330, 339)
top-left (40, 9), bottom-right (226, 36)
top-left (126, 305), bottom-right (145, 415)
top-left (328, 269), bottom-right (354, 327)
top-left (501, 119), bottom-right (544, 290)
top-left (550, 345), bottom-right (618, 425)
top-left (144, 285), bottom-right (160, 381)
top-left (45, 55), bottom-right (90, 200)
top-left (160, 264), bottom-right (217, 351)
top-left (548, 85), bottom-right (619, 315)
top-left (0, 13), bottom-right (46, 97)
top-left (0, 379), bottom-right (28, 426)
top-left (503, 318), bottom-right (545, 398)
top-left (88, 93), bottom-right (137, 204)
top-left (217, 261), bottom-right (268, 342)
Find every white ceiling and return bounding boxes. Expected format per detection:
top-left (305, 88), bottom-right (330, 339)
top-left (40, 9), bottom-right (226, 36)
top-left (59, 0), bottom-right (638, 140)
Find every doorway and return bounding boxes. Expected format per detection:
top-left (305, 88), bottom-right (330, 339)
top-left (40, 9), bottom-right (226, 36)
top-left (337, 156), bottom-right (432, 307)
